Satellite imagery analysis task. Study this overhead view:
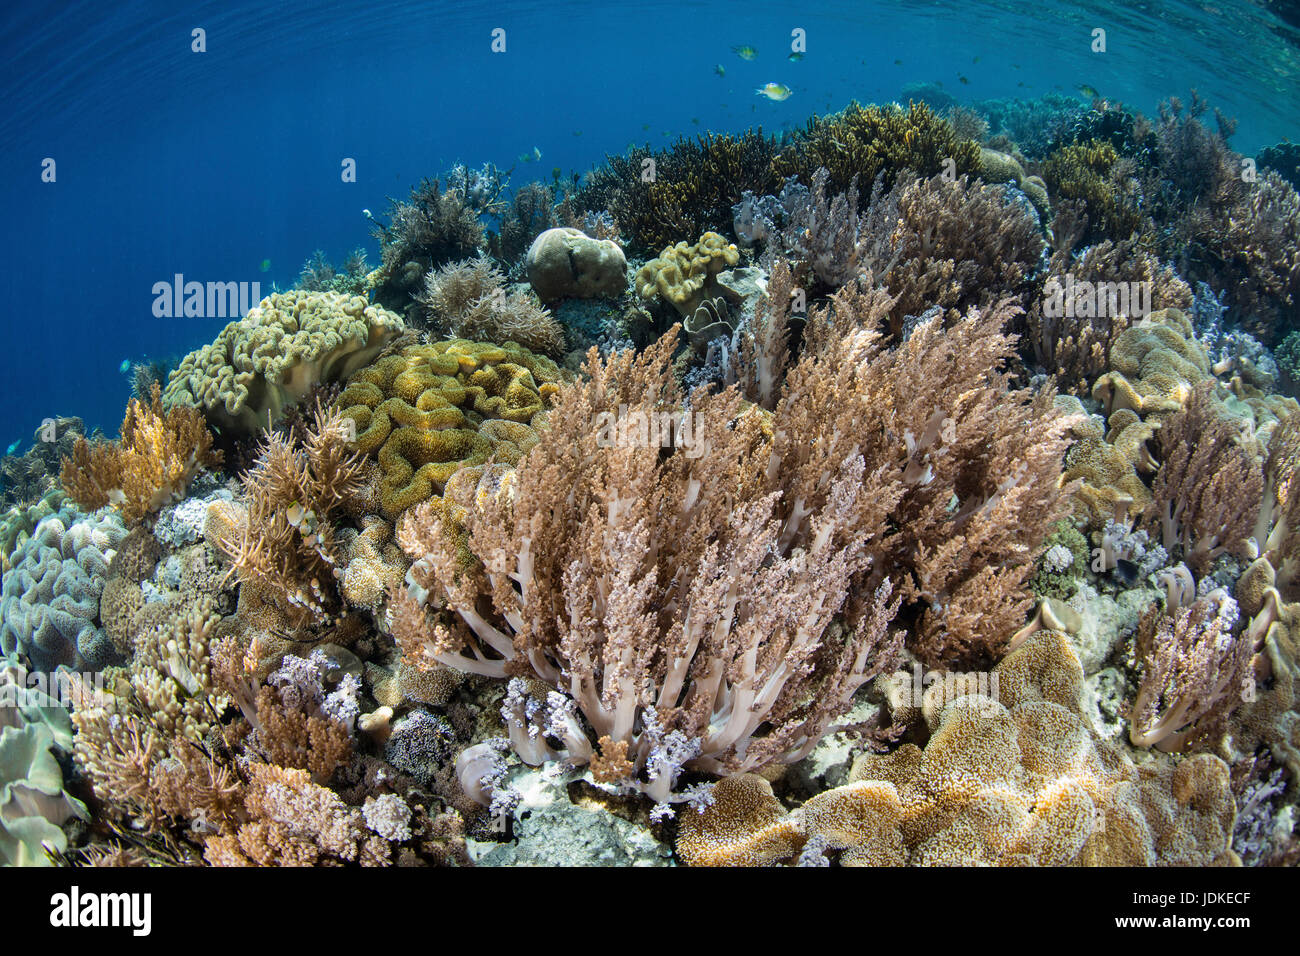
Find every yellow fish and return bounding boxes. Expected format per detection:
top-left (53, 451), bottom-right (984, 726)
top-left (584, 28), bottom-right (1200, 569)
top-left (732, 45), bottom-right (757, 60)
top-left (755, 82), bottom-right (792, 101)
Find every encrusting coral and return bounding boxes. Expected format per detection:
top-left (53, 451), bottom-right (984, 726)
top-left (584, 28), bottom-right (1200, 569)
top-left (59, 384), bottom-right (221, 526)
top-left (162, 291), bottom-right (405, 437)
top-left (336, 339), bottom-right (564, 521)
top-left (678, 632), bottom-right (1239, 866)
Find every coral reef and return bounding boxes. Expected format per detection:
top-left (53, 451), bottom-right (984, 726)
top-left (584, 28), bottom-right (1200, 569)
top-left (59, 384), bottom-right (221, 526)
top-left (772, 101), bottom-right (980, 200)
top-left (368, 177), bottom-right (487, 318)
top-left (163, 290), bottom-right (405, 437)
top-left (1040, 139), bottom-right (1145, 244)
top-left (576, 130), bottom-right (782, 254)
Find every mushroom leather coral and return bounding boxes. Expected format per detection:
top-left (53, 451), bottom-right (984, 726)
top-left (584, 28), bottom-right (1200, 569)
top-left (678, 632), bottom-right (1239, 866)
top-left (162, 290), bottom-right (405, 436)
top-left (336, 339), bottom-right (563, 520)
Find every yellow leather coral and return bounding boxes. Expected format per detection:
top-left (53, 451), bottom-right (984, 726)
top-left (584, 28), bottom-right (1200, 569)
top-left (1092, 308), bottom-right (1210, 420)
top-left (635, 231), bottom-right (739, 317)
top-left (59, 384), bottom-right (222, 526)
top-left (162, 290), bottom-right (405, 436)
top-left (337, 339), bottom-right (563, 520)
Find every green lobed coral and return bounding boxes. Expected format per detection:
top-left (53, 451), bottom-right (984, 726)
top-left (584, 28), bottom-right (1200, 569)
top-left (162, 290), bottom-right (406, 438)
top-left (336, 339), bottom-right (565, 520)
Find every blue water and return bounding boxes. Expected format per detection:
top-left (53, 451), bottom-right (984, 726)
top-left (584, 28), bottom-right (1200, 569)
top-left (2, 0), bottom-right (1298, 442)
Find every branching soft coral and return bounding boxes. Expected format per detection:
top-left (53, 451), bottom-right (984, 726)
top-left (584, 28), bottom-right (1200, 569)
top-left (1147, 382), bottom-right (1264, 575)
top-left (1130, 589), bottom-right (1253, 752)
top-left (394, 328), bottom-right (906, 801)
top-left (59, 383), bottom-right (221, 525)
top-left (416, 256), bottom-right (566, 356)
top-left (210, 402), bottom-right (366, 631)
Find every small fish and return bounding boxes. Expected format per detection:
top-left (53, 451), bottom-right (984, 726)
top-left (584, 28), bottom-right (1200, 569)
top-left (788, 52), bottom-right (804, 62)
top-left (894, 59), bottom-right (903, 65)
top-left (1078, 84), bottom-right (1099, 98)
top-left (572, 130), bottom-right (582, 136)
top-left (732, 45), bottom-right (757, 61)
top-left (259, 259), bottom-right (271, 272)
top-left (119, 359), bottom-right (130, 374)
top-left (517, 146), bottom-right (542, 163)
top-left (691, 117), bottom-right (700, 124)
top-left (1017, 81), bottom-right (1026, 87)
top-left (755, 82), bottom-right (793, 101)
top-left (958, 74), bottom-right (969, 85)
top-left (972, 55), bottom-right (981, 64)
top-left (713, 63), bottom-right (726, 77)
top-left (5, 440), bottom-right (19, 455)
top-left (642, 123), bottom-right (651, 131)
top-left (1113, 558), bottom-right (1140, 587)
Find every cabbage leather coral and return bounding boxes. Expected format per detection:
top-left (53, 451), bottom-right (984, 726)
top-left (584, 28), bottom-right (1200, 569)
top-left (163, 290), bottom-right (406, 437)
top-left (416, 256), bottom-right (566, 356)
top-left (1092, 308), bottom-right (1210, 421)
top-left (336, 339), bottom-right (562, 521)
top-left (772, 101), bottom-right (980, 199)
top-left (60, 383), bottom-right (221, 526)
top-left (635, 231), bottom-right (740, 318)
top-left (678, 632), bottom-right (1239, 866)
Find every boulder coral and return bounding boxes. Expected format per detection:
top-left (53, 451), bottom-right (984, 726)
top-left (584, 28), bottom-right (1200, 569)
top-left (678, 632), bottom-right (1239, 866)
top-left (0, 508), bottom-right (127, 670)
top-left (337, 339), bottom-right (563, 520)
top-left (526, 227), bottom-right (628, 302)
top-left (162, 290), bottom-right (406, 437)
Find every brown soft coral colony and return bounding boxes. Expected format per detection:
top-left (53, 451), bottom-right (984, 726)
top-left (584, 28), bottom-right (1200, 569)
top-left (59, 383), bottom-right (221, 525)
top-left (336, 339), bottom-right (564, 520)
